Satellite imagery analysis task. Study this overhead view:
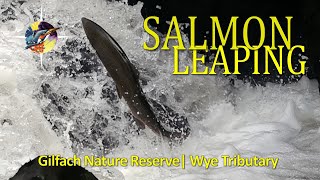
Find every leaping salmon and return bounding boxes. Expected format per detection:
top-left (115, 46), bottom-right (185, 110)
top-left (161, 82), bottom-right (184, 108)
top-left (81, 17), bottom-right (190, 141)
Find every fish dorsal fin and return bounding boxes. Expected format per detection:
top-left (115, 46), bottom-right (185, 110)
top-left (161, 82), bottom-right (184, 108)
top-left (129, 61), bottom-right (141, 83)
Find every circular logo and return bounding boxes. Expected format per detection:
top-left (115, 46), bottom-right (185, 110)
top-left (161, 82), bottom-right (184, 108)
top-left (25, 21), bottom-right (59, 54)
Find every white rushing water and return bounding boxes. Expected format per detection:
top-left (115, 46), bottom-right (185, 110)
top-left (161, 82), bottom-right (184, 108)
top-left (1, 0), bottom-right (320, 179)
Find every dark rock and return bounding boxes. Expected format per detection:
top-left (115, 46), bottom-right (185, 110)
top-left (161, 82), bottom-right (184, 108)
top-left (102, 134), bottom-right (120, 153)
top-left (0, 119), bottom-right (13, 126)
top-left (148, 98), bottom-right (191, 142)
top-left (9, 156), bottom-right (98, 180)
top-left (101, 82), bottom-right (119, 104)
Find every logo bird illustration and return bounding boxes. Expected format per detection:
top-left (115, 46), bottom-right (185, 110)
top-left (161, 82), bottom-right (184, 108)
top-left (25, 27), bottom-right (59, 50)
